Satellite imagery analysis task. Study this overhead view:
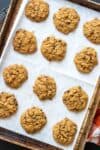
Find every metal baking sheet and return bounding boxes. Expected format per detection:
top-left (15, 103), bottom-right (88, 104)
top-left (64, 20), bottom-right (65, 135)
top-left (0, 0), bottom-right (100, 149)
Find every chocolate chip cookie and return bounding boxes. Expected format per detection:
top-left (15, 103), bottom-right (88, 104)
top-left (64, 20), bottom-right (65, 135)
top-left (33, 75), bottom-right (56, 100)
top-left (53, 7), bottom-right (80, 34)
top-left (0, 92), bottom-right (18, 118)
top-left (25, 0), bottom-right (49, 22)
top-left (41, 36), bottom-right (67, 61)
top-left (3, 64), bottom-right (28, 88)
top-left (53, 118), bottom-right (77, 145)
top-left (13, 29), bottom-right (37, 54)
top-left (63, 86), bottom-right (88, 111)
top-left (74, 47), bottom-right (98, 73)
top-left (20, 106), bottom-right (47, 133)
top-left (83, 18), bottom-right (100, 44)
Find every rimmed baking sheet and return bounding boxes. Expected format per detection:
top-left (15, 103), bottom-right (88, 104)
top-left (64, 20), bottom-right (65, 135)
top-left (0, 0), bottom-right (100, 150)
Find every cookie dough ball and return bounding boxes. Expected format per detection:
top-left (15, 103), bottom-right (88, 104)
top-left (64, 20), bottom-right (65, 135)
top-left (53, 7), bottom-right (80, 34)
top-left (74, 47), bottom-right (98, 73)
top-left (41, 36), bottom-right (67, 61)
top-left (13, 29), bottom-right (37, 54)
top-left (20, 107), bottom-right (47, 133)
top-left (83, 18), bottom-right (100, 44)
top-left (33, 75), bottom-right (56, 100)
top-left (63, 86), bottom-right (88, 111)
top-left (0, 92), bottom-right (18, 118)
top-left (53, 118), bottom-right (77, 145)
top-left (3, 64), bottom-right (28, 89)
top-left (25, 0), bottom-right (49, 22)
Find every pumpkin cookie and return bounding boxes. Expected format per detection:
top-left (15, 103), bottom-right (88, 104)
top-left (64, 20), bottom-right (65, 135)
top-left (0, 92), bottom-right (18, 118)
top-left (33, 75), bottom-right (56, 100)
top-left (53, 118), bottom-right (77, 145)
top-left (83, 18), bottom-right (100, 44)
top-left (63, 86), bottom-right (88, 112)
top-left (3, 64), bottom-right (28, 88)
top-left (20, 106), bottom-right (47, 133)
top-left (53, 7), bottom-right (80, 34)
top-left (74, 47), bottom-right (98, 73)
top-left (41, 36), bottom-right (67, 61)
top-left (13, 29), bottom-right (37, 54)
top-left (25, 0), bottom-right (49, 22)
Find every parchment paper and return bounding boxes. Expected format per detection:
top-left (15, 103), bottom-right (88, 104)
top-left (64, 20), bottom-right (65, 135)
top-left (0, 0), bottom-right (100, 149)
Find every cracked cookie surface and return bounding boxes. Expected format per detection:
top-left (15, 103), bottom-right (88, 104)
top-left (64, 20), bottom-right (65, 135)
top-left (83, 18), bottom-right (100, 44)
top-left (53, 7), bottom-right (80, 34)
top-left (41, 36), bottom-right (67, 61)
top-left (33, 75), bottom-right (56, 100)
top-left (0, 92), bottom-right (18, 118)
top-left (13, 29), bottom-right (37, 54)
top-left (20, 106), bottom-right (47, 133)
top-left (63, 86), bottom-right (88, 111)
top-left (74, 47), bottom-right (98, 73)
top-left (25, 0), bottom-right (49, 22)
top-left (53, 118), bottom-right (77, 145)
top-left (3, 64), bottom-right (28, 88)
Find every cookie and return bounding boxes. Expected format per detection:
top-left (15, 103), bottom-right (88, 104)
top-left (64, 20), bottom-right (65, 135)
top-left (83, 18), bottom-right (100, 44)
top-left (41, 36), bottom-right (67, 61)
top-left (25, 0), bottom-right (49, 22)
top-left (3, 64), bottom-right (28, 88)
top-left (74, 47), bottom-right (98, 73)
top-left (33, 75), bottom-right (56, 100)
top-left (13, 29), bottom-right (37, 54)
top-left (53, 7), bottom-right (80, 34)
top-left (20, 106), bottom-right (47, 133)
top-left (53, 118), bottom-right (77, 145)
top-left (63, 86), bottom-right (88, 111)
top-left (0, 92), bottom-right (18, 118)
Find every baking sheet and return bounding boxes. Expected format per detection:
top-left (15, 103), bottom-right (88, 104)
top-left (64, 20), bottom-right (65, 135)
top-left (0, 0), bottom-right (100, 149)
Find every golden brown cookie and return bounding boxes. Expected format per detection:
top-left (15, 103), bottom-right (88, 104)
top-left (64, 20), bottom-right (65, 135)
top-left (33, 75), bottom-right (56, 100)
top-left (3, 64), bottom-right (28, 89)
top-left (83, 18), bottom-right (100, 44)
top-left (63, 86), bottom-right (88, 112)
top-left (25, 0), bottom-right (49, 22)
top-left (41, 36), bottom-right (67, 61)
top-left (13, 29), bottom-right (37, 54)
top-left (53, 7), bottom-right (80, 34)
top-left (53, 118), bottom-right (77, 145)
top-left (20, 106), bottom-right (47, 133)
top-left (74, 47), bottom-right (98, 73)
top-left (0, 92), bottom-right (18, 118)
